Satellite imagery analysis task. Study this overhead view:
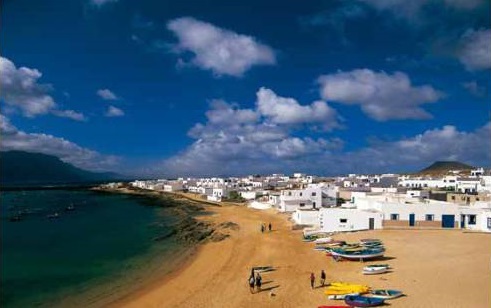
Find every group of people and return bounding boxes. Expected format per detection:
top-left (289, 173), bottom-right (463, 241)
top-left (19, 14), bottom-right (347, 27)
top-left (310, 270), bottom-right (326, 289)
top-left (260, 222), bottom-right (272, 233)
top-left (248, 270), bottom-right (262, 293)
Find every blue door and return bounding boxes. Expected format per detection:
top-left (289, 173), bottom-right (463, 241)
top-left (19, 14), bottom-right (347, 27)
top-left (409, 214), bottom-right (415, 227)
top-left (442, 215), bottom-right (455, 228)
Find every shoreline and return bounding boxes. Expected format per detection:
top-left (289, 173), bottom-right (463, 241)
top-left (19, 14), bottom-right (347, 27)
top-left (53, 186), bottom-right (491, 308)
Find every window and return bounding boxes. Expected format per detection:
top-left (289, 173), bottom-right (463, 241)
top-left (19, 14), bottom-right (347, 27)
top-left (476, 198), bottom-right (480, 201)
top-left (340, 218), bottom-right (348, 223)
top-left (299, 203), bottom-right (305, 207)
top-left (425, 214), bottom-right (434, 221)
top-left (312, 192), bottom-right (317, 196)
top-left (468, 215), bottom-right (476, 225)
top-left (487, 218), bottom-right (491, 229)
top-left (451, 196), bottom-right (455, 200)
top-left (299, 192), bottom-right (303, 196)
top-left (390, 214), bottom-right (399, 220)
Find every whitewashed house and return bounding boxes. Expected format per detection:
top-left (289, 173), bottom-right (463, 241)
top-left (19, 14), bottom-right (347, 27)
top-left (278, 187), bottom-right (322, 212)
top-left (292, 209), bottom-right (320, 227)
top-left (318, 208), bottom-right (383, 232)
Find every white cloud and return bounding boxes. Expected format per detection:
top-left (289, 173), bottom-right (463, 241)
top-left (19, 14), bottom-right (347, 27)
top-left (52, 110), bottom-right (87, 122)
top-left (97, 88), bottom-right (118, 100)
top-left (462, 81), bottom-right (486, 97)
top-left (257, 88), bottom-right (339, 130)
top-left (458, 28), bottom-right (491, 71)
top-left (318, 69), bottom-right (443, 121)
top-left (91, 0), bottom-right (118, 7)
top-left (0, 56), bottom-right (86, 121)
top-left (341, 122), bottom-right (491, 173)
top-left (157, 88), bottom-right (342, 176)
top-left (0, 114), bottom-right (118, 171)
top-left (167, 17), bottom-right (276, 77)
top-left (105, 105), bottom-right (125, 117)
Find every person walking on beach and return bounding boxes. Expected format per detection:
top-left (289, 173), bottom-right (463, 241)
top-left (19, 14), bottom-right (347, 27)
top-left (255, 272), bottom-right (262, 292)
top-left (320, 270), bottom-right (326, 286)
top-left (310, 272), bottom-right (315, 289)
top-left (248, 273), bottom-right (256, 293)
top-left (260, 223), bottom-right (264, 233)
top-left (268, 222), bottom-right (272, 232)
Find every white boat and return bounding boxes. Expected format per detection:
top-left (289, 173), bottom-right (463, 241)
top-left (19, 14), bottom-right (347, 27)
top-left (362, 267), bottom-right (388, 275)
top-left (314, 236), bottom-right (333, 244)
top-left (327, 293), bottom-right (360, 300)
top-left (330, 249), bottom-right (384, 261)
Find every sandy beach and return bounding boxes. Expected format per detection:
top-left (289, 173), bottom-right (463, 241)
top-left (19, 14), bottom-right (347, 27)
top-left (108, 198), bottom-right (491, 308)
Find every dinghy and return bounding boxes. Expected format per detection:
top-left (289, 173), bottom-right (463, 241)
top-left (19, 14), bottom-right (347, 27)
top-left (364, 264), bottom-right (390, 269)
top-left (362, 266), bottom-right (388, 275)
top-left (344, 295), bottom-right (385, 307)
top-left (369, 289), bottom-right (403, 299)
top-left (314, 236), bottom-right (333, 244)
top-left (330, 248), bottom-right (384, 261)
top-left (327, 293), bottom-right (359, 300)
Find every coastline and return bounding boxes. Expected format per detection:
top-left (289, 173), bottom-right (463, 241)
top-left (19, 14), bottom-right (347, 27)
top-left (57, 186), bottom-right (491, 308)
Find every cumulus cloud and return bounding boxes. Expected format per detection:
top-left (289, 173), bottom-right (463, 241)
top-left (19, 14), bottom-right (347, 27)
top-left (0, 114), bottom-right (118, 171)
top-left (0, 56), bottom-right (86, 121)
top-left (167, 17), bottom-right (276, 77)
top-left (97, 88), bottom-right (118, 100)
top-left (341, 122), bottom-right (491, 173)
top-left (318, 69), bottom-right (443, 121)
top-left (52, 110), bottom-right (87, 121)
top-left (105, 105), bottom-right (125, 117)
top-left (457, 28), bottom-right (491, 71)
top-left (159, 115), bottom-right (490, 177)
top-left (257, 88), bottom-right (339, 129)
top-left (158, 88), bottom-right (342, 176)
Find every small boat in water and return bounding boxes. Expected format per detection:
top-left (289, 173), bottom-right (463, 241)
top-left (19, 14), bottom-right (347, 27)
top-left (47, 213), bottom-right (60, 219)
top-left (344, 295), bottom-right (385, 307)
top-left (369, 289), bottom-right (403, 299)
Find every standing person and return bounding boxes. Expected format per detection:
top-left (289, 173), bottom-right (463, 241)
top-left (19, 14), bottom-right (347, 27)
top-left (268, 222), bottom-right (272, 232)
top-left (248, 273), bottom-right (256, 293)
top-left (320, 270), bottom-right (326, 286)
top-left (255, 272), bottom-right (262, 292)
top-left (260, 223), bottom-right (264, 233)
top-left (310, 272), bottom-right (315, 289)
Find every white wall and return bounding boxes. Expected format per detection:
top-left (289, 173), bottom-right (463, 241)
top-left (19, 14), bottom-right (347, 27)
top-left (318, 208), bottom-right (383, 233)
top-left (292, 209), bottom-right (320, 227)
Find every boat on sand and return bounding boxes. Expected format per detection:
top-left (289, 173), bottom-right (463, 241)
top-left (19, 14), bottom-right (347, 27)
top-left (344, 295), bottom-right (385, 307)
top-left (368, 289), bottom-right (403, 299)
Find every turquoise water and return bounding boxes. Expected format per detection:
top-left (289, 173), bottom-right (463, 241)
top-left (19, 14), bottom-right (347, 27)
top-left (1, 190), bottom-right (184, 307)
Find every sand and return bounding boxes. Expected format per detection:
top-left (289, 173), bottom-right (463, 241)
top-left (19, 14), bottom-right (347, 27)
top-left (109, 203), bottom-right (491, 308)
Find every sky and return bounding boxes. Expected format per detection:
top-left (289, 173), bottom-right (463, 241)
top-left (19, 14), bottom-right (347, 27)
top-left (1, 0), bottom-right (490, 177)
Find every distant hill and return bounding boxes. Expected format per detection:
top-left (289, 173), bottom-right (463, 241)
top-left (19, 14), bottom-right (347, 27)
top-left (417, 161), bottom-right (474, 176)
top-left (0, 151), bottom-right (120, 186)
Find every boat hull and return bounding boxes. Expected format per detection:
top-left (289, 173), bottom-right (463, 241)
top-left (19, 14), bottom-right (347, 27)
top-left (344, 295), bottom-right (385, 307)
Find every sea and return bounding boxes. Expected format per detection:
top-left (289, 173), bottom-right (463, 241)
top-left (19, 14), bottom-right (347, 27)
top-left (1, 189), bottom-right (190, 307)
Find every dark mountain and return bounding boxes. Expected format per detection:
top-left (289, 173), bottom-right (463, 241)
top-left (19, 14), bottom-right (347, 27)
top-left (0, 151), bottom-right (120, 186)
top-left (417, 161), bottom-right (474, 175)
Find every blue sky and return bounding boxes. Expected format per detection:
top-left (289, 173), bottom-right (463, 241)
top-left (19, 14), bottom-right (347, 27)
top-left (1, 0), bottom-right (490, 177)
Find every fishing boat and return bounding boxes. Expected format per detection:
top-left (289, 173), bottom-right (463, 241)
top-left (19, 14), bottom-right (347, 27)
top-left (362, 266), bottom-right (388, 275)
top-left (330, 248), bottom-right (384, 261)
top-left (344, 295), bottom-right (385, 307)
top-left (369, 289), bottom-right (403, 299)
top-left (325, 282), bottom-right (369, 295)
top-left (364, 264), bottom-right (390, 269)
top-left (327, 293), bottom-right (359, 300)
top-left (314, 236), bottom-right (333, 244)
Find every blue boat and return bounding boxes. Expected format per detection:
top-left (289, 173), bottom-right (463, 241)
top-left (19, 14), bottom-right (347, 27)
top-left (344, 295), bottom-right (385, 307)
